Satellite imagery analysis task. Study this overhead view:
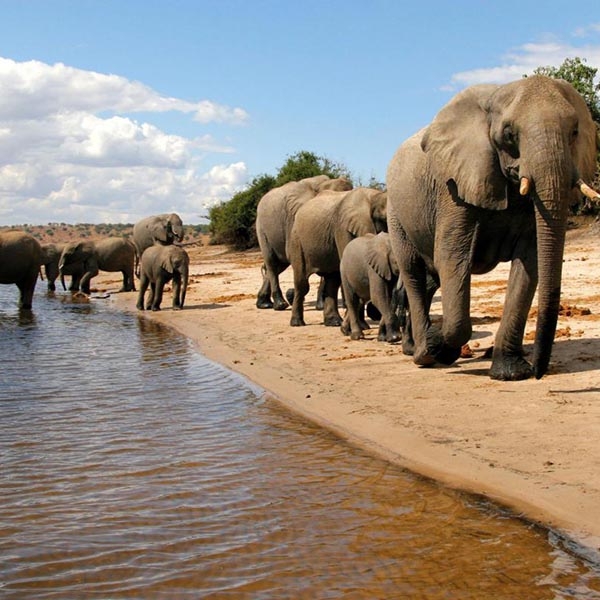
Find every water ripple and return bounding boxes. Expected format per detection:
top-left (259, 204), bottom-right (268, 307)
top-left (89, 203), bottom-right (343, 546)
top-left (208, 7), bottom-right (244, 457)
top-left (1, 287), bottom-right (600, 598)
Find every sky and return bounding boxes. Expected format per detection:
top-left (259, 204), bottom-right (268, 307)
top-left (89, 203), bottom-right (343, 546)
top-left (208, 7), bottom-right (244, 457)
top-left (0, 1), bottom-right (599, 225)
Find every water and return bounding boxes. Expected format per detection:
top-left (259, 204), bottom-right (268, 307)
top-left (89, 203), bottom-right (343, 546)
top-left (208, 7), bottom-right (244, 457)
top-left (1, 285), bottom-right (600, 599)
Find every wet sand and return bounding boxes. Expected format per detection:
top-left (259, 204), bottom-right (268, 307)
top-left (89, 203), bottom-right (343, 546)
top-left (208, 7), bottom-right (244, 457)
top-left (109, 223), bottom-right (600, 553)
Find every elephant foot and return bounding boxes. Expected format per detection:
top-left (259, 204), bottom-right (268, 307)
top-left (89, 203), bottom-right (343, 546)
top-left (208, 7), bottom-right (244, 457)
top-left (136, 303), bottom-right (144, 310)
top-left (380, 332), bottom-right (401, 344)
top-left (324, 315), bottom-right (343, 327)
top-left (350, 330), bottom-right (365, 340)
top-left (489, 353), bottom-right (534, 381)
top-left (256, 298), bottom-right (274, 309)
top-left (290, 316), bottom-right (306, 327)
top-left (340, 321), bottom-right (350, 336)
top-left (285, 288), bottom-right (295, 305)
top-left (273, 300), bottom-right (289, 311)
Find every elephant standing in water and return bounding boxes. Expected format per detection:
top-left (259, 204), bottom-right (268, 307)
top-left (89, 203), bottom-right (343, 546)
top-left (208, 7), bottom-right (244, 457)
top-left (137, 244), bottom-right (189, 311)
top-left (41, 243), bottom-right (84, 292)
top-left (255, 175), bottom-right (352, 310)
top-left (59, 237), bottom-right (137, 294)
top-left (387, 75), bottom-right (599, 380)
top-left (340, 232), bottom-right (401, 343)
top-left (132, 213), bottom-right (184, 259)
top-left (289, 187), bottom-right (387, 328)
top-left (0, 231), bottom-right (43, 309)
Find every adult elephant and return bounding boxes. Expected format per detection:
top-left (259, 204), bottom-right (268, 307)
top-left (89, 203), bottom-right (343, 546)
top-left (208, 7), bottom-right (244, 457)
top-left (387, 75), bottom-right (599, 381)
top-left (255, 175), bottom-right (352, 310)
top-left (0, 231), bottom-right (43, 309)
top-left (136, 245), bottom-right (189, 311)
top-left (59, 237), bottom-right (137, 294)
top-left (132, 213), bottom-right (185, 259)
top-left (289, 187), bottom-right (387, 327)
top-left (41, 242), bottom-right (84, 292)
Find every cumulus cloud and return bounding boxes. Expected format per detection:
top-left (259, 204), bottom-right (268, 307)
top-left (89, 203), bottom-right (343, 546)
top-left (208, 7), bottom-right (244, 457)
top-left (0, 57), bottom-right (250, 224)
top-left (445, 30), bottom-right (600, 90)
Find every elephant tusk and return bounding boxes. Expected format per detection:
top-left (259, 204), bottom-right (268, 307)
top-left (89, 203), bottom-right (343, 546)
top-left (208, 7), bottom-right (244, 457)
top-left (519, 177), bottom-right (530, 196)
top-left (576, 178), bottom-right (600, 200)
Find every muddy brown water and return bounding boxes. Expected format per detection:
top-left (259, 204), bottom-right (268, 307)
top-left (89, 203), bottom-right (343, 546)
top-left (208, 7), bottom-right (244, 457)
top-left (1, 286), bottom-right (600, 599)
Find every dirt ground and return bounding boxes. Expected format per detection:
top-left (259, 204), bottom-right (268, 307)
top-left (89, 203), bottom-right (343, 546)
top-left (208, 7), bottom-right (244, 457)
top-left (104, 220), bottom-right (600, 554)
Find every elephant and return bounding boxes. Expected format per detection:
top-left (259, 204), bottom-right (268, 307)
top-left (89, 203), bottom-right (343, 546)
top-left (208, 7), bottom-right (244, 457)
top-left (136, 244), bottom-right (189, 311)
top-left (340, 232), bottom-right (401, 343)
top-left (59, 237), bottom-right (137, 294)
top-left (41, 242), bottom-right (84, 292)
top-left (289, 187), bottom-right (388, 327)
top-left (255, 175), bottom-right (353, 310)
top-left (132, 213), bottom-right (184, 261)
top-left (0, 231), bottom-right (43, 309)
top-left (386, 74), bottom-right (600, 381)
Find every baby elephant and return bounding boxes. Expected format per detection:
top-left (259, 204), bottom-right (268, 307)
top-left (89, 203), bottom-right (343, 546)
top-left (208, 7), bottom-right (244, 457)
top-left (137, 244), bottom-right (189, 311)
top-left (340, 232), bottom-right (401, 343)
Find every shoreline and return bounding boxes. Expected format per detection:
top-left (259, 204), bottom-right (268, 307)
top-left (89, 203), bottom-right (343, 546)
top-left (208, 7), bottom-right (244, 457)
top-left (108, 226), bottom-right (600, 555)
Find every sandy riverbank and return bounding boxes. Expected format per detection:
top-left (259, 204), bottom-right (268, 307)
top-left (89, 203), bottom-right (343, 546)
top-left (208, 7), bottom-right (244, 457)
top-left (107, 222), bottom-right (600, 553)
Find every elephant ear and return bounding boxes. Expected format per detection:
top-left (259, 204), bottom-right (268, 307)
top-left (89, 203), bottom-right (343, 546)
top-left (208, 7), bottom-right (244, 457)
top-left (554, 79), bottom-right (598, 182)
top-left (151, 220), bottom-right (169, 243)
top-left (366, 233), bottom-right (395, 281)
top-left (160, 252), bottom-right (175, 274)
top-left (340, 189), bottom-right (378, 237)
top-left (421, 84), bottom-right (508, 210)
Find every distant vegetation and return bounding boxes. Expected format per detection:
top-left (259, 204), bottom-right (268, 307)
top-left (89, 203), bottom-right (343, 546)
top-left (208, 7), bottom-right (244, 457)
top-left (0, 222), bottom-right (210, 245)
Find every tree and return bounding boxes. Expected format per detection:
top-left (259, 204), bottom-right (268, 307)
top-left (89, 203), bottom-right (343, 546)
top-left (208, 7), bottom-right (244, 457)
top-left (208, 151), bottom-right (352, 249)
top-left (532, 57), bottom-right (600, 122)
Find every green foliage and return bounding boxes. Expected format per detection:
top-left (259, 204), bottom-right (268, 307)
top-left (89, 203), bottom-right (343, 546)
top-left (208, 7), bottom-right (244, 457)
top-left (208, 151), bottom-right (352, 249)
top-left (274, 151), bottom-right (351, 186)
top-left (209, 174), bottom-right (276, 249)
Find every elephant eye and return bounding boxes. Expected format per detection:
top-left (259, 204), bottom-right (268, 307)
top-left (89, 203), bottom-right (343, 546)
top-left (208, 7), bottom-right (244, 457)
top-left (502, 125), bottom-right (517, 146)
top-left (570, 126), bottom-right (579, 144)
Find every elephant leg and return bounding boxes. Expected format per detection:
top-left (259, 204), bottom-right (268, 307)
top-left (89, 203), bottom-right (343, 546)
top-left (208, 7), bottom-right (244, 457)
top-left (357, 300), bottom-right (370, 331)
top-left (322, 272), bottom-right (342, 327)
top-left (17, 275), bottom-right (36, 310)
top-left (136, 274), bottom-right (149, 310)
top-left (151, 280), bottom-right (164, 311)
top-left (256, 264), bottom-right (273, 309)
top-left (124, 268), bottom-right (136, 292)
top-left (146, 282), bottom-right (156, 310)
top-left (374, 281), bottom-right (401, 343)
top-left (316, 276), bottom-right (326, 311)
top-left (290, 266), bottom-right (309, 327)
top-left (489, 250), bottom-right (537, 381)
top-left (80, 267), bottom-right (98, 295)
top-left (172, 274), bottom-right (182, 309)
top-left (340, 282), bottom-right (363, 340)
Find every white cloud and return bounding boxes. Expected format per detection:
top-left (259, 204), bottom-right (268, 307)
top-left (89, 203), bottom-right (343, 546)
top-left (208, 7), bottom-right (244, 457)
top-left (0, 57), bottom-right (250, 225)
top-left (445, 33), bottom-right (600, 89)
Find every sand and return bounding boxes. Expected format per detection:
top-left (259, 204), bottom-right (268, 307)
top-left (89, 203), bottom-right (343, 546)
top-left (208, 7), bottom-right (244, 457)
top-left (106, 222), bottom-right (600, 554)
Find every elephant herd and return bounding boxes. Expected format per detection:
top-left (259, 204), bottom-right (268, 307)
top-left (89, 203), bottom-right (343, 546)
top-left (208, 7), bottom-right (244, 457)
top-left (255, 75), bottom-right (600, 381)
top-left (2, 76), bottom-right (599, 381)
top-left (0, 212), bottom-right (189, 313)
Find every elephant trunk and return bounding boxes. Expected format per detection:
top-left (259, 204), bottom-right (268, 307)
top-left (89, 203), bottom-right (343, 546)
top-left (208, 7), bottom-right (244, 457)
top-left (526, 137), bottom-right (572, 379)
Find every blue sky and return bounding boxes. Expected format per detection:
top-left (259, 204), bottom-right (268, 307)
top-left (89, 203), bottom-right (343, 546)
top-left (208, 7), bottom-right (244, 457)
top-left (0, 0), bottom-right (598, 225)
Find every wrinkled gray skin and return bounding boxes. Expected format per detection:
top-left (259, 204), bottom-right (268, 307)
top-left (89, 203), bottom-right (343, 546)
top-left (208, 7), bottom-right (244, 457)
top-left (255, 175), bottom-right (353, 310)
top-left (387, 75), bottom-right (598, 380)
top-left (132, 213), bottom-right (185, 264)
top-left (136, 244), bottom-right (189, 311)
top-left (0, 231), bottom-right (43, 309)
top-left (340, 232), bottom-right (401, 343)
top-left (41, 243), bottom-right (84, 292)
top-left (289, 187), bottom-right (388, 327)
top-left (59, 237), bottom-right (137, 294)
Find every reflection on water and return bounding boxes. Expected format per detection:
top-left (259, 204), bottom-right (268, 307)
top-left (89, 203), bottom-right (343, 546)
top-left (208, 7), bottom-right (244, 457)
top-left (1, 286), bottom-right (600, 599)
